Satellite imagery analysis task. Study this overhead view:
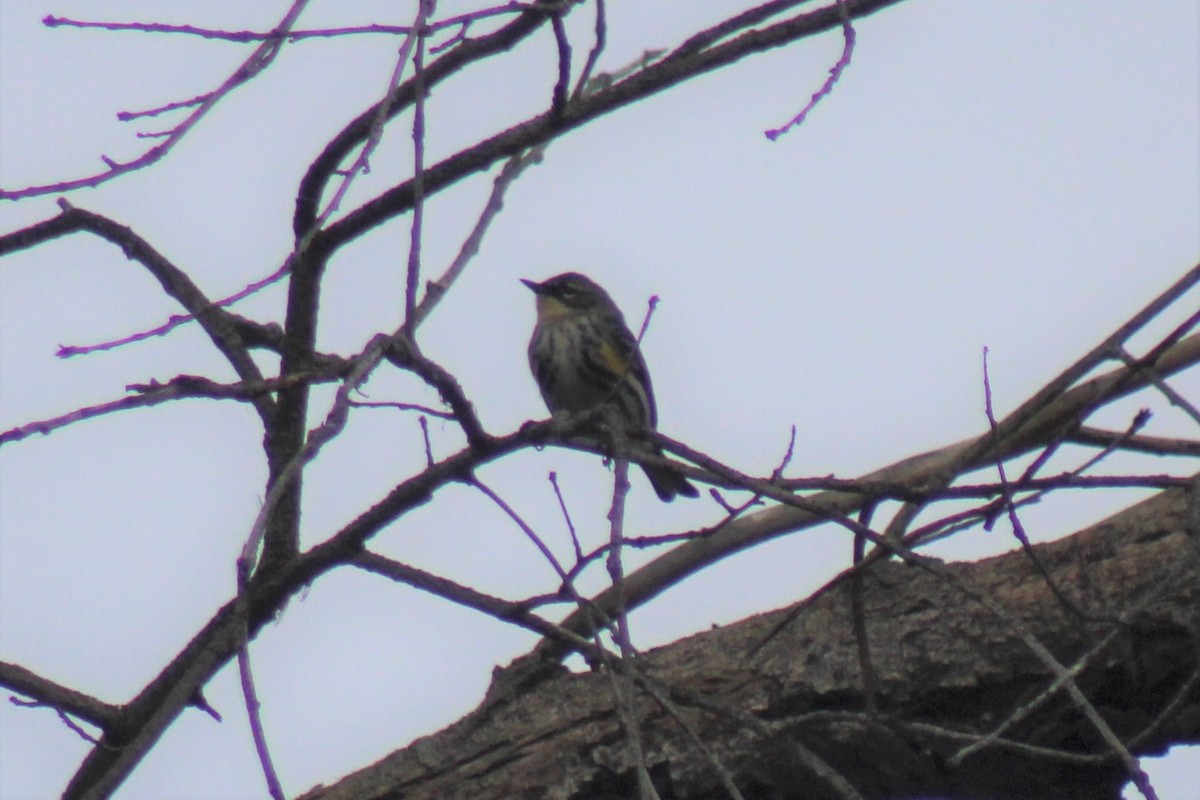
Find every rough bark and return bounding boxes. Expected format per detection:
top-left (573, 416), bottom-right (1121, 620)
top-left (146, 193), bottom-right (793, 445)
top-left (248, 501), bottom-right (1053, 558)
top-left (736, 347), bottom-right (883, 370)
top-left (299, 482), bottom-right (1200, 800)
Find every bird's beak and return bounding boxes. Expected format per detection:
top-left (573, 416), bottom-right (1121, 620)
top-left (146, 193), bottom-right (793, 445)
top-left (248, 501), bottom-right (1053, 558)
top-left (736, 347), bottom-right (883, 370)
top-left (520, 278), bottom-right (542, 294)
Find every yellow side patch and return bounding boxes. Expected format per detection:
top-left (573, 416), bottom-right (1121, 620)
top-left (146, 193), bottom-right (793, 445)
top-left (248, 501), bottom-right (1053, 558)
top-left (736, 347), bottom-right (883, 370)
top-left (597, 339), bottom-right (629, 376)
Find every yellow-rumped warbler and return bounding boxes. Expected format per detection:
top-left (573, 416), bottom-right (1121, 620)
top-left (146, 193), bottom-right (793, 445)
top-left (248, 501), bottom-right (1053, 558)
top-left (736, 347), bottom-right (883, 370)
top-left (522, 272), bottom-right (698, 502)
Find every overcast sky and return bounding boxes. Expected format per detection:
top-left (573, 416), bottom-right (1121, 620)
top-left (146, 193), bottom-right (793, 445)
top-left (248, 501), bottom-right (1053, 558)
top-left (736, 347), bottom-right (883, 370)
top-left (1, 1), bottom-right (1198, 797)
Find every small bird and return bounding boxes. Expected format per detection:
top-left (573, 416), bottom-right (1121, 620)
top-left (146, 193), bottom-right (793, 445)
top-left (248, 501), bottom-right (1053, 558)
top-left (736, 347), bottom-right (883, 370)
top-left (522, 272), bottom-right (699, 502)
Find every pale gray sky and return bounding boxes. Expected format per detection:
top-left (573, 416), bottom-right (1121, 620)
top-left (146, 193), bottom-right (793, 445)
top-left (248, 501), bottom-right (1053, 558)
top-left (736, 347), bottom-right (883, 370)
top-left (2, 1), bottom-right (1198, 797)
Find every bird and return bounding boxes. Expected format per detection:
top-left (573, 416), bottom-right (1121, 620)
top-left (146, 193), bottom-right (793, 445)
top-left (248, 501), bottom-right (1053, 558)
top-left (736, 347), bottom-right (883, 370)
top-left (522, 272), bottom-right (699, 501)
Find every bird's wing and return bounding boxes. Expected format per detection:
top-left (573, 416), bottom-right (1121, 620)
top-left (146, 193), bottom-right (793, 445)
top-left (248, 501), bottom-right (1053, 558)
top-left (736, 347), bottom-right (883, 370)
top-left (589, 324), bottom-right (658, 429)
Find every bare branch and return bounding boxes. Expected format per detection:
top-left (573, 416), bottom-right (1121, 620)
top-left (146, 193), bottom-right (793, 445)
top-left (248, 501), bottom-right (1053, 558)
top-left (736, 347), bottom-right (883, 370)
top-left (403, 2), bottom-right (434, 333)
top-left (540, 329), bottom-right (1200, 658)
top-left (549, 471), bottom-right (584, 561)
top-left (549, 12), bottom-right (571, 115)
top-left (292, 1), bottom-right (572, 239)
top-left (471, 478), bottom-right (570, 581)
top-left (0, 205), bottom-right (273, 422)
top-left (347, 398), bottom-right (454, 419)
top-left (43, 4), bottom-right (530, 44)
top-left (571, 0), bottom-right (607, 101)
top-left (4, 1), bottom-right (312, 199)
top-left (1071, 426), bottom-right (1200, 457)
top-left (117, 92), bottom-right (213, 121)
top-left (764, 0), bottom-right (855, 140)
top-left (1114, 344), bottom-right (1200, 427)
top-left (407, 147), bottom-right (543, 330)
top-left (57, 260), bottom-right (292, 359)
top-left (239, 333), bottom-right (397, 575)
top-left (983, 347), bottom-right (1097, 622)
top-left (0, 661), bottom-right (121, 731)
top-left (301, 4), bottom-right (434, 243)
top-left (384, 337), bottom-right (490, 448)
top-left (236, 641), bottom-right (285, 800)
top-left (352, 551), bottom-right (588, 651)
top-left (303, 0), bottom-right (907, 256)
top-left (0, 371), bottom-right (338, 448)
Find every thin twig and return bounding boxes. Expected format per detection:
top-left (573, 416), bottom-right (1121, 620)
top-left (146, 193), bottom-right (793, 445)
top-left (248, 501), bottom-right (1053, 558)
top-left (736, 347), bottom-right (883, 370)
top-left (419, 415), bottom-right (434, 466)
top-left (949, 623), bottom-right (1126, 765)
top-left (602, 458), bottom-right (660, 800)
top-left (1, 370), bottom-right (345, 448)
top-left (4, 0), bottom-right (312, 199)
top-left (300, 1), bottom-right (434, 244)
top-left (571, 0), bottom-right (607, 101)
top-left (472, 478), bottom-right (570, 581)
top-left (635, 295), bottom-right (659, 344)
top-left (471, 477), bottom-right (619, 652)
top-left (1114, 345), bottom-right (1200, 427)
top-left (384, 337), bottom-right (490, 448)
top-left (764, 0), bottom-right (855, 140)
top-left (606, 459), bottom-right (633, 643)
top-left (117, 92), bottom-right (212, 121)
top-left (849, 504), bottom-right (879, 715)
top-left (236, 637), bottom-right (284, 800)
top-left (0, 660), bottom-right (121, 732)
top-left (8, 699), bottom-right (102, 744)
top-left (549, 471), bottom-right (585, 562)
top-left (983, 347), bottom-right (1101, 622)
top-left (44, 5), bottom-right (529, 43)
top-left (1, 204), bottom-right (275, 425)
top-left (352, 551), bottom-right (594, 652)
top-left (348, 399), bottom-right (454, 419)
top-left (1070, 426), bottom-right (1200, 457)
top-left (57, 258), bottom-right (292, 359)
top-left (403, 3), bottom-right (434, 333)
top-left (407, 147), bottom-right (545, 330)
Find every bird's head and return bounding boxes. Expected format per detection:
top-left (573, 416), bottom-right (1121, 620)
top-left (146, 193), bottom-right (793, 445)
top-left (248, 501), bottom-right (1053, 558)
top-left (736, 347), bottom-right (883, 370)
top-left (521, 272), bottom-right (614, 321)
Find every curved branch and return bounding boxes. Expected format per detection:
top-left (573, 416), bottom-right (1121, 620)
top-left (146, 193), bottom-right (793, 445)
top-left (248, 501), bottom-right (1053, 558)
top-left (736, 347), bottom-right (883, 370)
top-left (296, 483), bottom-right (1200, 799)
top-left (540, 331), bottom-right (1200, 657)
top-left (384, 337), bottom-right (490, 448)
top-left (291, 1), bottom-right (566, 239)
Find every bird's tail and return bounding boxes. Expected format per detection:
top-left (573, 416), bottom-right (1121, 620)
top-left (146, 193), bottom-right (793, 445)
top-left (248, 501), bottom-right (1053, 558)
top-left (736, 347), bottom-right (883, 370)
top-left (641, 461), bottom-right (699, 502)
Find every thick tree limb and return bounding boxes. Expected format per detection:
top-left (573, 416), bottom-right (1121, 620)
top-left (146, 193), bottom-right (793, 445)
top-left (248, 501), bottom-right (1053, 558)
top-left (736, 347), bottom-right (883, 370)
top-left (297, 481), bottom-right (1200, 800)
